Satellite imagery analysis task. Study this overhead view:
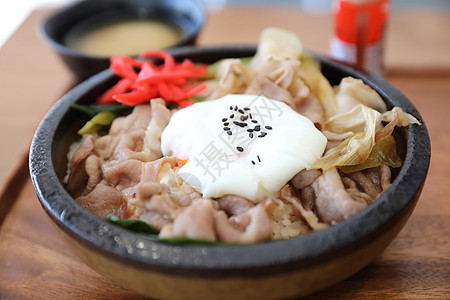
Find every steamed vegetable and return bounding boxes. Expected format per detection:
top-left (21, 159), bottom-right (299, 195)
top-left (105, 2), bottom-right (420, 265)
top-left (77, 111), bottom-right (116, 134)
top-left (313, 104), bottom-right (380, 170)
top-left (314, 104), bottom-right (420, 171)
top-left (299, 58), bottom-right (337, 120)
top-left (340, 135), bottom-right (402, 173)
top-left (251, 27), bottom-right (303, 63)
top-left (334, 77), bottom-right (387, 115)
top-left (70, 103), bottom-right (132, 134)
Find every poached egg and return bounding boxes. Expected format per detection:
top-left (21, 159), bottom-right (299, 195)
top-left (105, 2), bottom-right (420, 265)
top-left (161, 94), bottom-right (327, 202)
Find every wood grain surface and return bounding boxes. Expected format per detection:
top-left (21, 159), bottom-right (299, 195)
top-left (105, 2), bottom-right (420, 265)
top-left (0, 9), bottom-right (74, 219)
top-left (0, 6), bottom-right (449, 300)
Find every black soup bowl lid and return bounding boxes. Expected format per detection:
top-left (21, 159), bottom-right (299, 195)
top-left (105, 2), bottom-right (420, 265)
top-left (29, 46), bottom-right (430, 277)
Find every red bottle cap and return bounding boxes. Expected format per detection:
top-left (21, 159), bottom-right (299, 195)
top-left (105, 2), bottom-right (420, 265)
top-left (335, 0), bottom-right (389, 45)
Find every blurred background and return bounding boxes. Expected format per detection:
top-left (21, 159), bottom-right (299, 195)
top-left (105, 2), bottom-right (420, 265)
top-left (2, 0), bottom-right (450, 48)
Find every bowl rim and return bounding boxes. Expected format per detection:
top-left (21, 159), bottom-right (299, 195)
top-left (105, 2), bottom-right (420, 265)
top-left (39, 0), bottom-right (207, 60)
top-left (29, 45), bottom-right (430, 277)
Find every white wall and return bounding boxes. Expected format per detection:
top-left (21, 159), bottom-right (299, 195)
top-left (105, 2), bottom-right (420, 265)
top-left (0, 0), bottom-right (75, 48)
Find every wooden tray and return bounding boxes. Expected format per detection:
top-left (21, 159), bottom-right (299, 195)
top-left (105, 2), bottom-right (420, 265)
top-left (1, 8), bottom-right (449, 299)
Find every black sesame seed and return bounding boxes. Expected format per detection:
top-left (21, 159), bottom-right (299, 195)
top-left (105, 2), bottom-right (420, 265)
top-left (258, 132), bottom-right (267, 138)
top-left (223, 122), bottom-right (229, 126)
top-left (227, 131), bottom-right (232, 135)
top-left (247, 129), bottom-right (253, 132)
top-left (249, 133), bottom-right (254, 138)
top-left (251, 160), bottom-right (255, 165)
top-left (251, 120), bottom-right (257, 123)
top-left (238, 109), bottom-right (244, 114)
top-left (233, 121), bottom-right (240, 126)
top-left (230, 114), bottom-right (235, 118)
top-left (249, 113), bottom-right (253, 119)
top-left (240, 115), bottom-right (245, 121)
top-left (257, 155), bottom-right (261, 162)
top-left (237, 146), bottom-right (244, 152)
top-left (223, 127), bottom-right (230, 131)
top-left (242, 115), bottom-right (248, 121)
top-left (234, 105), bottom-right (238, 111)
top-left (222, 118), bottom-right (227, 122)
top-left (244, 107), bottom-right (250, 111)
top-left (265, 126), bottom-right (272, 130)
top-left (254, 125), bottom-right (261, 131)
top-left (229, 106), bottom-right (233, 110)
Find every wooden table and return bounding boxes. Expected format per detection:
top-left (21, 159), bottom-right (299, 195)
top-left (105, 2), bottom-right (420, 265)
top-left (1, 6), bottom-right (449, 299)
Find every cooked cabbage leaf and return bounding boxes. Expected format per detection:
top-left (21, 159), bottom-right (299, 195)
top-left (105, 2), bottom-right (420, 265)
top-left (252, 27), bottom-right (303, 63)
top-left (335, 77), bottom-right (387, 115)
top-left (313, 105), bottom-right (379, 170)
top-left (314, 105), bottom-right (419, 170)
top-left (299, 60), bottom-right (337, 120)
top-left (339, 135), bottom-right (402, 173)
top-left (325, 103), bottom-right (380, 133)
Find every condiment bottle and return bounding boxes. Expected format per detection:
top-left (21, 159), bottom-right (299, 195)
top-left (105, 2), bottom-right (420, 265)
top-left (330, 0), bottom-right (390, 75)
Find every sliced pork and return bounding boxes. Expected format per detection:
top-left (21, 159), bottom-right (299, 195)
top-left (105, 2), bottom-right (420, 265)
top-left (209, 58), bottom-right (250, 99)
top-left (217, 194), bottom-right (255, 216)
top-left (290, 169), bottom-right (321, 190)
top-left (215, 199), bottom-right (276, 244)
top-left (281, 185), bottom-right (328, 231)
top-left (76, 182), bottom-right (128, 219)
top-left (144, 98), bottom-right (172, 161)
top-left (312, 167), bottom-right (367, 223)
top-left (66, 136), bottom-right (94, 198)
top-left (171, 199), bottom-right (217, 241)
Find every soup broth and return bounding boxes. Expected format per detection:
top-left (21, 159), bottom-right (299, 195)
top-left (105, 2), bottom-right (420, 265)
top-left (65, 19), bottom-right (181, 56)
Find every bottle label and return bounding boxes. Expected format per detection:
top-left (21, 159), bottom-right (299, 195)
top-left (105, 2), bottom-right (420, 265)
top-left (330, 36), bottom-right (384, 75)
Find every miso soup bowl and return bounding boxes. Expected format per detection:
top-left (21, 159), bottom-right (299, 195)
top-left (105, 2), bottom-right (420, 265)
top-left (40, 0), bottom-right (206, 80)
top-left (29, 46), bottom-right (430, 300)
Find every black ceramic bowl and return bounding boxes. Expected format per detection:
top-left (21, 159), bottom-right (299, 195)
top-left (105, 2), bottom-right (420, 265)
top-left (40, 0), bottom-right (206, 80)
top-left (29, 46), bottom-right (430, 300)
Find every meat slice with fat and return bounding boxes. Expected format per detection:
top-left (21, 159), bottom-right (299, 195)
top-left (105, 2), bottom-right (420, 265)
top-left (215, 199), bottom-right (276, 243)
top-left (76, 182), bottom-right (128, 219)
top-left (67, 136), bottom-right (94, 198)
top-left (312, 167), bottom-right (367, 223)
top-left (170, 199), bottom-right (217, 241)
top-left (217, 194), bottom-right (255, 216)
